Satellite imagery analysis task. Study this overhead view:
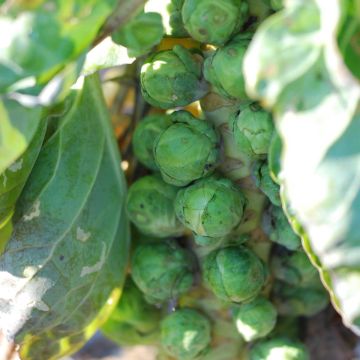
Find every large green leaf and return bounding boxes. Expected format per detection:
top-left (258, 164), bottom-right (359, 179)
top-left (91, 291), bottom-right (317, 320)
top-left (244, 0), bottom-right (360, 334)
top-left (0, 0), bottom-right (117, 94)
top-left (0, 74), bottom-right (130, 359)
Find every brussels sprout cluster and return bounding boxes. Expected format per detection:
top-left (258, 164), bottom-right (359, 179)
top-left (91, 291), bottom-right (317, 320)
top-left (101, 1), bottom-right (328, 358)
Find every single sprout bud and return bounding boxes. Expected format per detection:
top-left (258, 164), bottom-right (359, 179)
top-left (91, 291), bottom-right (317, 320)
top-left (250, 337), bottom-right (310, 360)
top-left (182, 0), bottom-right (248, 46)
top-left (264, 206), bottom-right (301, 250)
top-left (131, 242), bottom-right (195, 303)
top-left (145, 0), bottom-right (187, 37)
top-left (272, 282), bottom-right (329, 317)
top-left (230, 104), bottom-right (274, 158)
top-left (154, 111), bottom-right (220, 186)
top-left (140, 45), bottom-right (208, 109)
top-left (161, 308), bottom-right (211, 360)
top-left (101, 278), bottom-right (161, 346)
top-left (202, 245), bottom-right (267, 302)
top-left (233, 296), bottom-right (277, 341)
top-left (175, 176), bottom-right (246, 239)
top-left (271, 250), bottom-right (319, 287)
top-left (112, 11), bottom-right (164, 57)
top-left (132, 114), bottom-right (172, 170)
top-left (204, 35), bottom-right (250, 100)
top-left (126, 174), bottom-right (185, 237)
top-left (253, 162), bottom-right (281, 206)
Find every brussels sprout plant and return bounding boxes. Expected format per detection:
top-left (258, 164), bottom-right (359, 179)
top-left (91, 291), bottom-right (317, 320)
top-left (1, 0), bottom-right (359, 359)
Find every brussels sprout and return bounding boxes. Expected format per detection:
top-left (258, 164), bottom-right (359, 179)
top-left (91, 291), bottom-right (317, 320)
top-left (204, 34), bottom-right (250, 100)
top-left (145, 0), bottom-right (187, 37)
top-left (161, 308), bottom-right (211, 360)
top-left (132, 114), bottom-right (172, 170)
top-left (112, 11), bottom-right (164, 57)
top-left (131, 242), bottom-right (195, 303)
top-left (272, 282), bottom-right (329, 317)
top-left (230, 104), bottom-right (274, 158)
top-left (250, 337), bottom-right (310, 360)
top-left (202, 245), bottom-right (267, 302)
top-left (175, 176), bottom-right (246, 240)
top-left (182, 0), bottom-right (248, 46)
top-left (140, 45), bottom-right (208, 109)
top-left (154, 111), bottom-right (220, 186)
top-left (253, 162), bottom-right (281, 206)
top-left (101, 278), bottom-right (161, 346)
top-left (263, 206), bottom-right (301, 251)
top-left (126, 174), bottom-right (185, 237)
top-left (271, 250), bottom-right (319, 287)
top-left (233, 296), bottom-right (277, 341)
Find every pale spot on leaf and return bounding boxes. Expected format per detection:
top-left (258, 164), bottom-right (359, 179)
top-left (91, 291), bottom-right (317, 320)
top-left (76, 227), bottom-right (91, 242)
top-left (23, 200), bottom-right (41, 221)
top-left (8, 159), bottom-right (23, 173)
top-left (80, 243), bottom-right (106, 277)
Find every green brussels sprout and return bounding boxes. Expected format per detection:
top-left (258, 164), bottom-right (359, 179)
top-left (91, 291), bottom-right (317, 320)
top-left (253, 162), bottom-right (281, 206)
top-left (101, 278), bottom-right (161, 346)
top-left (202, 245), bottom-right (267, 302)
top-left (182, 0), bottom-right (248, 46)
top-left (203, 35), bottom-right (250, 100)
top-left (230, 104), bottom-right (274, 158)
top-left (131, 242), bottom-right (195, 303)
top-left (132, 114), bottom-right (172, 170)
top-left (250, 337), bottom-right (310, 360)
top-left (233, 296), bottom-right (277, 342)
top-left (154, 111), bottom-right (220, 186)
top-left (272, 282), bottom-right (329, 317)
top-left (175, 176), bottom-right (246, 240)
top-left (140, 45), bottom-right (208, 109)
top-left (126, 174), bottom-right (185, 237)
top-left (263, 206), bottom-right (301, 250)
top-left (112, 11), bottom-right (164, 57)
top-left (271, 250), bottom-right (319, 287)
top-left (145, 0), bottom-right (188, 37)
top-left (161, 308), bottom-right (211, 360)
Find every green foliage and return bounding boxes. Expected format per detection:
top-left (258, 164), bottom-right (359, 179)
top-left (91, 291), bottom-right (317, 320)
top-left (0, 0), bottom-right (117, 96)
top-left (140, 45), bottom-right (208, 109)
top-left (175, 176), bottom-right (246, 239)
top-left (244, 0), bottom-right (360, 332)
top-left (233, 296), bottom-right (277, 341)
top-left (161, 308), bottom-right (211, 360)
top-left (154, 111), bottom-right (220, 186)
top-left (202, 245), bottom-right (267, 302)
top-left (131, 242), bottom-right (195, 303)
top-left (0, 100), bottom-right (43, 174)
top-left (126, 174), bottom-right (185, 237)
top-left (0, 75), bottom-right (129, 359)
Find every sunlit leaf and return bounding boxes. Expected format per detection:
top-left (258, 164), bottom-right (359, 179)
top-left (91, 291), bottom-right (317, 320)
top-left (0, 74), bottom-right (130, 359)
